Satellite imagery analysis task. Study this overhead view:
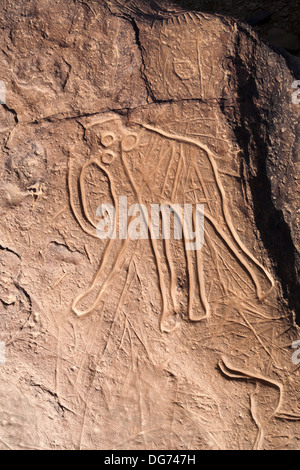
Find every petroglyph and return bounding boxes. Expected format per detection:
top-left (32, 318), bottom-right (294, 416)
top-left (219, 357), bottom-right (284, 450)
top-left (1, 0), bottom-right (299, 451)
top-left (68, 115), bottom-right (274, 332)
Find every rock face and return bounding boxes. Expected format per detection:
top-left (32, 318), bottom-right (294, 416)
top-left (0, 0), bottom-right (299, 450)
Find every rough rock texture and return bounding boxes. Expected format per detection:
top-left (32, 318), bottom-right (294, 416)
top-left (0, 0), bottom-right (299, 450)
top-left (174, 0), bottom-right (300, 56)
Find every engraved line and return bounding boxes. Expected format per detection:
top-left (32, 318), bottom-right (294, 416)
top-left (136, 123), bottom-right (275, 300)
top-left (68, 152), bottom-right (99, 238)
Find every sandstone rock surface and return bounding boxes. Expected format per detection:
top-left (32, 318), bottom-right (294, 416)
top-left (0, 0), bottom-right (299, 450)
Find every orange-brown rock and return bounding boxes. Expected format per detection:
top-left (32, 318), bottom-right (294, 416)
top-left (0, 0), bottom-right (299, 450)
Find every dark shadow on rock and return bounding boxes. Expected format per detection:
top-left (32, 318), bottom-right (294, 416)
top-left (220, 24), bottom-right (300, 323)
